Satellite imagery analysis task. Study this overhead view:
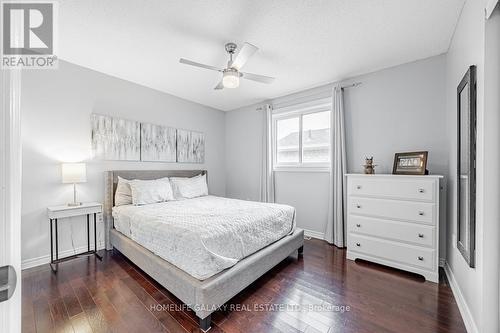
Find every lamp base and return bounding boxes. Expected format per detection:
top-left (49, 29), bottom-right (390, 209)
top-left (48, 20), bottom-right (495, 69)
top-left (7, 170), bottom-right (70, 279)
top-left (68, 183), bottom-right (82, 207)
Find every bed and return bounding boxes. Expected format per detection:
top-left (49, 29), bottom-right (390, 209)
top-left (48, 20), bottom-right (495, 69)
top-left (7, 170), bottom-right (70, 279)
top-left (103, 170), bottom-right (304, 331)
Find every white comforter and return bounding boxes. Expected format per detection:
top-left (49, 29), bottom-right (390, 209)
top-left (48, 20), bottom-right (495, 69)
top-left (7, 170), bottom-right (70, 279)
top-left (112, 196), bottom-right (296, 280)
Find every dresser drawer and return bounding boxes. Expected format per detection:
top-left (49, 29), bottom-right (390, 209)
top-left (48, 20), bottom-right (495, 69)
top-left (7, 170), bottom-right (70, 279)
top-left (348, 215), bottom-right (435, 247)
top-left (348, 177), bottom-right (436, 202)
top-left (348, 234), bottom-right (435, 271)
top-left (349, 197), bottom-right (436, 225)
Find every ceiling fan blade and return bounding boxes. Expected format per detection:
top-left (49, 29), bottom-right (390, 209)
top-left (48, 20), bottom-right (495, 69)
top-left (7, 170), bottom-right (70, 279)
top-left (214, 80), bottom-right (224, 90)
top-left (230, 42), bottom-right (258, 70)
top-left (241, 72), bottom-right (275, 84)
top-left (179, 58), bottom-right (221, 72)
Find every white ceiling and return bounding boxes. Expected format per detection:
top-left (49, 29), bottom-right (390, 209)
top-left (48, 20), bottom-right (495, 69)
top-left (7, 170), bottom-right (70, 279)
top-left (59, 0), bottom-right (465, 111)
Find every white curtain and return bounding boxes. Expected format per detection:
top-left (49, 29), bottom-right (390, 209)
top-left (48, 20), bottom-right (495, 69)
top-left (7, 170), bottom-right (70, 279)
top-left (260, 104), bottom-right (275, 203)
top-left (325, 85), bottom-right (347, 247)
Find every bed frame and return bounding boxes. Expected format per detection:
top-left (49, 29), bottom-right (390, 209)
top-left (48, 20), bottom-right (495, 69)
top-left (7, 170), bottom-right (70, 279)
top-left (103, 170), bottom-right (304, 332)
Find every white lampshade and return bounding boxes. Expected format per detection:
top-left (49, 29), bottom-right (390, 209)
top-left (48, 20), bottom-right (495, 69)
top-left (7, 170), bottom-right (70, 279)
top-left (62, 163), bottom-right (87, 184)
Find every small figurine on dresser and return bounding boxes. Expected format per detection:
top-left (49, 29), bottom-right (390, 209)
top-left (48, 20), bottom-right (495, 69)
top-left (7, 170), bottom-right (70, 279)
top-left (363, 156), bottom-right (377, 174)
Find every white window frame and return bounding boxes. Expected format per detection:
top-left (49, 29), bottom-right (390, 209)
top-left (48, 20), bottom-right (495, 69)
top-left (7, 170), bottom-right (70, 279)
top-left (272, 101), bottom-right (331, 172)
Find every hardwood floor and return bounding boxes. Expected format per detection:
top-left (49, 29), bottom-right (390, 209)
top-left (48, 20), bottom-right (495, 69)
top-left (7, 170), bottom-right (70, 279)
top-left (22, 239), bottom-right (466, 333)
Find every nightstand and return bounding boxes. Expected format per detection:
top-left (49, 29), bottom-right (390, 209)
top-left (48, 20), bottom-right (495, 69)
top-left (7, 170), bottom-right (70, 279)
top-left (47, 202), bottom-right (103, 272)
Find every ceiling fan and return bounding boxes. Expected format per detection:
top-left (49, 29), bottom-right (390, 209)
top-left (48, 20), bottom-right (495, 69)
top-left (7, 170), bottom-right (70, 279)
top-left (179, 42), bottom-right (275, 90)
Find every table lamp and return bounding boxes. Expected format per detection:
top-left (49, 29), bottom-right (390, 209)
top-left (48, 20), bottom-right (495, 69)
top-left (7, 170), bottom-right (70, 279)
top-left (61, 163), bottom-right (87, 206)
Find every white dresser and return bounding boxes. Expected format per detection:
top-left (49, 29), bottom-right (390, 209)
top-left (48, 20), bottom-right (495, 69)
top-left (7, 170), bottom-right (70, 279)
top-left (346, 174), bottom-right (442, 283)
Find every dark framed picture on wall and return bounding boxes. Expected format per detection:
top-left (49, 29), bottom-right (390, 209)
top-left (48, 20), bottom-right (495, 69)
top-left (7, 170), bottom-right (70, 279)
top-left (392, 151), bottom-right (428, 175)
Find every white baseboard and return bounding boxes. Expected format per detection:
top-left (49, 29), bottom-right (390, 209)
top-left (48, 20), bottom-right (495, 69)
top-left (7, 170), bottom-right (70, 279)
top-left (22, 242), bottom-right (106, 270)
top-left (443, 261), bottom-right (478, 333)
top-left (303, 229), bottom-right (325, 240)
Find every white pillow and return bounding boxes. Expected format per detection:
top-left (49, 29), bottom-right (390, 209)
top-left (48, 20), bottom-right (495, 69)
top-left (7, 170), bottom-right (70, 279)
top-left (170, 174), bottom-right (208, 199)
top-left (129, 178), bottom-right (174, 205)
top-left (115, 176), bottom-right (132, 206)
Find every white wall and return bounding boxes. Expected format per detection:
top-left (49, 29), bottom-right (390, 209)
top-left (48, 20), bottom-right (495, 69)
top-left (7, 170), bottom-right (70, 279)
top-left (482, 4), bottom-right (500, 332)
top-left (444, 0), bottom-right (485, 332)
top-left (343, 55), bottom-right (447, 176)
top-left (226, 55), bottom-right (448, 247)
top-left (274, 172), bottom-right (330, 239)
top-left (225, 106), bottom-right (264, 201)
top-left (21, 60), bottom-right (226, 268)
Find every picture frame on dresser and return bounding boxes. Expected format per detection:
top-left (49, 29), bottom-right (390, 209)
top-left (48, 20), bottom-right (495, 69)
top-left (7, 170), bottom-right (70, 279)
top-left (392, 151), bottom-right (428, 175)
top-left (457, 65), bottom-right (477, 268)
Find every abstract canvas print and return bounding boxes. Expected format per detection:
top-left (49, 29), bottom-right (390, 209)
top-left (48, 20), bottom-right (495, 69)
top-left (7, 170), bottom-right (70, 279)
top-left (140, 123), bottom-right (177, 162)
top-left (91, 114), bottom-right (140, 160)
top-left (176, 129), bottom-right (205, 163)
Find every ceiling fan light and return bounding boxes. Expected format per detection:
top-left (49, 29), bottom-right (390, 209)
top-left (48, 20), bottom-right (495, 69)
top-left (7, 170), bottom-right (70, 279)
top-left (222, 70), bottom-right (239, 88)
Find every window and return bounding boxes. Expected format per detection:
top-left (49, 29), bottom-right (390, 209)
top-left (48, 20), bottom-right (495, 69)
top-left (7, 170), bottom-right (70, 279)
top-left (302, 111), bottom-right (330, 163)
top-left (276, 117), bottom-right (300, 164)
top-left (273, 105), bottom-right (331, 170)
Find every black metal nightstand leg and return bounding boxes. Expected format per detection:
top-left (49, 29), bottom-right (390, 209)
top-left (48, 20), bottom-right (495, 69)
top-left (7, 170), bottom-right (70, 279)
top-left (87, 214), bottom-right (90, 252)
top-left (55, 218), bottom-right (58, 260)
top-left (50, 218), bottom-right (59, 272)
top-left (50, 219), bottom-right (53, 263)
top-left (94, 213), bottom-right (97, 252)
top-left (93, 213), bottom-right (102, 260)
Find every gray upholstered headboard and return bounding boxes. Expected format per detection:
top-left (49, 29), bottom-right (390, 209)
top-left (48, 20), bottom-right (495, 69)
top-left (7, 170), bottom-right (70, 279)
top-left (103, 169), bottom-right (207, 250)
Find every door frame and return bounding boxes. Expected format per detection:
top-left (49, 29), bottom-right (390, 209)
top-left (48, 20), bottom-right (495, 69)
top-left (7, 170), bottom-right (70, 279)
top-left (0, 69), bottom-right (22, 333)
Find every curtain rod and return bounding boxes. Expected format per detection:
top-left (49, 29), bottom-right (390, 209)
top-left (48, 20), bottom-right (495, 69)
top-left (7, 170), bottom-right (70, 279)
top-left (255, 81), bottom-right (362, 110)
top-left (341, 82), bottom-right (362, 89)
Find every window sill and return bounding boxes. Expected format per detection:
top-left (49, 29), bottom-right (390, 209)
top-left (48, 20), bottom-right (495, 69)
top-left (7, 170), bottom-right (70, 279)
top-left (273, 167), bottom-right (330, 173)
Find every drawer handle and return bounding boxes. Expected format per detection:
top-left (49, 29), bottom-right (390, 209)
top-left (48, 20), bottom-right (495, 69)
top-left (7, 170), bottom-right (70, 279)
top-left (356, 205), bottom-right (361, 209)
top-left (356, 224), bottom-right (361, 228)
top-left (418, 256), bottom-right (424, 261)
top-left (356, 185), bottom-right (362, 190)
top-left (418, 211), bottom-right (424, 216)
top-left (418, 233), bottom-right (424, 238)
top-left (418, 188), bottom-right (425, 193)
top-left (356, 243), bottom-right (361, 247)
